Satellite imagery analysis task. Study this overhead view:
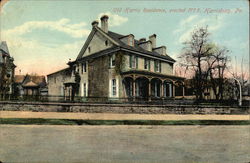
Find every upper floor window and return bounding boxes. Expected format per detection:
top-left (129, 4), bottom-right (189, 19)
top-left (82, 62), bottom-right (87, 74)
top-left (112, 79), bottom-right (117, 96)
top-left (144, 58), bottom-right (150, 70)
top-left (154, 60), bottom-right (161, 72)
top-left (88, 47), bottom-right (91, 53)
top-left (129, 55), bottom-right (138, 68)
top-left (105, 40), bottom-right (108, 46)
top-left (110, 54), bottom-right (115, 68)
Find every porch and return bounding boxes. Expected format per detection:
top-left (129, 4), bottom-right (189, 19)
top-left (121, 70), bottom-right (185, 101)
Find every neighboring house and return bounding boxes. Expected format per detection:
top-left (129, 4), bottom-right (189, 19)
top-left (184, 78), bottom-right (245, 100)
top-left (14, 74), bottom-right (47, 96)
top-left (0, 41), bottom-right (16, 97)
top-left (47, 15), bottom-right (185, 101)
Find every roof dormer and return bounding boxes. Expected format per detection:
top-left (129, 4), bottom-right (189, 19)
top-left (120, 34), bottom-right (134, 46)
top-left (153, 46), bottom-right (166, 55)
top-left (138, 40), bottom-right (152, 51)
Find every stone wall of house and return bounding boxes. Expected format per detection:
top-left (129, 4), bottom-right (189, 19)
top-left (0, 101), bottom-right (249, 114)
top-left (88, 55), bottom-right (110, 98)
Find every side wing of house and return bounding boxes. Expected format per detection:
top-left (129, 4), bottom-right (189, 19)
top-left (47, 68), bottom-right (71, 96)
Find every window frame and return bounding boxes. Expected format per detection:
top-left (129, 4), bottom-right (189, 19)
top-left (82, 62), bottom-right (87, 74)
top-left (110, 54), bottom-right (116, 68)
top-left (144, 58), bottom-right (150, 70)
top-left (83, 83), bottom-right (87, 97)
top-left (112, 79), bottom-right (117, 96)
top-left (154, 60), bottom-right (161, 72)
top-left (129, 55), bottom-right (138, 69)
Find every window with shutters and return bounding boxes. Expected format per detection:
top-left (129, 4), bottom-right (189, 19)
top-left (154, 60), bottom-right (161, 72)
top-left (129, 55), bottom-right (138, 69)
top-left (144, 58), bottom-right (150, 70)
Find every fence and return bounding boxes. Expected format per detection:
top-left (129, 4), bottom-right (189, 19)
top-left (0, 94), bottom-right (246, 106)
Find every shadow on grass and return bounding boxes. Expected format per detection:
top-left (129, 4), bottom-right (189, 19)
top-left (0, 118), bottom-right (250, 125)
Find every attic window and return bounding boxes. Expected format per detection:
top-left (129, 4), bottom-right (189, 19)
top-left (105, 40), bottom-right (108, 46)
top-left (88, 47), bottom-right (91, 53)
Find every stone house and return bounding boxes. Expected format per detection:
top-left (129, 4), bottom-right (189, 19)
top-left (47, 15), bottom-right (185, 101)
top-left (0, 41), bottom-right (16, 97)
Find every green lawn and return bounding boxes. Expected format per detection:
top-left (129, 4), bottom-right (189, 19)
top-left (1, 118), bottom-right (250, 125)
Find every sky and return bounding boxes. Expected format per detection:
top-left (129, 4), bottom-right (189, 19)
top-left (0, 0), bottom-right (249, 77)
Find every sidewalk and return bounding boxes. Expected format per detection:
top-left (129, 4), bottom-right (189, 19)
top-left (0, 111), bottom-right (249, 121)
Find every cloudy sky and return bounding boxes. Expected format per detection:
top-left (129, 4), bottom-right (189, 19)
top-left (1, 0), bottom-right (249, 76)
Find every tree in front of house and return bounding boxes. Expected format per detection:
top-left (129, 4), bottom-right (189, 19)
top-left (178, 26), bottom-right (230, 100)
top-left (206, 44), bottom-right (230, 100)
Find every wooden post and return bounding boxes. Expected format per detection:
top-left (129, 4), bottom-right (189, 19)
top-left (161, 81), bottom-right (164, 99)
top-left (133, 78), bottom-right (136, 101)
top-left (182, 84), bottom-right (185, 98)
top-left (173, 84), bottom-right (175, 98)
top-left (148, 79), bottom-right (151, 101)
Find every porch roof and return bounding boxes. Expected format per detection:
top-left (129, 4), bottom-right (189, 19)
top-left (121, 70), bottom-right (185, 81)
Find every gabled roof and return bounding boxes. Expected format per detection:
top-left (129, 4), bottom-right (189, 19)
top-left (23, 81), bottom-right (39, 87)
top-left (14, 75), bottom-right (25, 84)
top-left (0, 41), bottom-right (10, 55)
top-left (21, 75), bottom-right (47, 87)
top-left (76, 27), bottom-right (119, 60)
top-left (47, 67), bottom-right (71, 76)
top-left (76, 26), bottom-right (175, 63)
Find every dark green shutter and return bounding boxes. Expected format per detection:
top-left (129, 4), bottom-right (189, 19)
top-left (148, 59), bottom-right (151, 70)
top-left (109, 55), bottom-right (111, 68)
top-left (154, 60), bottom-right (156, 72)
top-left (136, 56), bottom-right (138, 69)
top-left (129, 55), bottom-right (132, 68)
top-left (159, 61), bottom-right (161, 72)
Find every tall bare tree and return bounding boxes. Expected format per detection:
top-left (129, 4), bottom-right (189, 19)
top-left (179, 26), bottom-right (213, 100)
top-left (206, 45), bottom-right (230, 100)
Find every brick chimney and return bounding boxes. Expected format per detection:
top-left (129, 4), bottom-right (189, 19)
top-left (139, 38), bottom-right (146, 43)
top-left (91, 20), bottom-right (99, 28)
top-left (149, 34), bottom-right (156, 49)
top-left (100, 15), bottom-right (109, 33)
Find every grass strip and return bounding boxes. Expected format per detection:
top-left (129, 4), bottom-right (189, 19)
top-left (0, 118), bottom-right (250, 125)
